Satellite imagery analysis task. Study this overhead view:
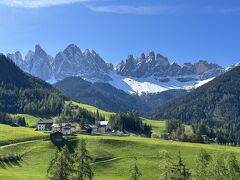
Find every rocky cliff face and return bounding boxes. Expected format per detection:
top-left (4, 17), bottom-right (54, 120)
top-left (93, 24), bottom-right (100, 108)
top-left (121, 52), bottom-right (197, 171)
top-left (7, 44), bottom-right (112, 82)
top-left (7, 51), bottom-right (24, 69)
top-left (7, 45), bottom-right (226, 94)
top-left (53, 44), bottom-right (111, 82)
top-left (116, 52), bottom-right (224, 80)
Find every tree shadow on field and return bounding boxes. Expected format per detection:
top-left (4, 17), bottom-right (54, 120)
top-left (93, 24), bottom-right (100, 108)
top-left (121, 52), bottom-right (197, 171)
top-left (51, 136), bottom-right (78, 153)
top-left (0, 154), bottom-right (23, 169)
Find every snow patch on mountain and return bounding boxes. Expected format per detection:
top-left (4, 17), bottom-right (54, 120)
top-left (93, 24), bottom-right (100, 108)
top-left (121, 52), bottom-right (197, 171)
top-left (108, 73), bottom-right (215, 95)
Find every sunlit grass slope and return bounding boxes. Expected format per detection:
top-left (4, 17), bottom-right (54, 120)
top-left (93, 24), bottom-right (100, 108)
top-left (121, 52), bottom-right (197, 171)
top-left (0, 124), bottom-right (48, 146)
top-left (0, 135), bottom-right (239, 180)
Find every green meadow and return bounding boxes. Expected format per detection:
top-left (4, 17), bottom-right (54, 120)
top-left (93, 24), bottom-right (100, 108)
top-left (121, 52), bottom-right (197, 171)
top-left (0, 102), bottom-right (235, 179)
top-left (71, 101), bottom-right (115, 120)
top-left (0, 134), bottom-right (239, 180)
top-left (0, 124), bottom-right (48, 146)
top-left (10, 114), bottom-right (54, 127)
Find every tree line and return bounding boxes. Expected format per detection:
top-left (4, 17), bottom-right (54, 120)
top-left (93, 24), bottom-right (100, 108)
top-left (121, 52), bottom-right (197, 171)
top-left (0, 112), bottom-right (27, 126)
top-left (109, 111), bottom-right (152, 137)
top-left (57, 104), bottom-right (105, 125)
top-left (165, 119), bottom-right (240, 146)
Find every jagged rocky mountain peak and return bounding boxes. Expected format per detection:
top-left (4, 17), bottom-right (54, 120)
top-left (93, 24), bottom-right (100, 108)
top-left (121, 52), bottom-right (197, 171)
top-left (140, 53), bottom-right (146, 59)
top-left (127, 54), bottom-right (135, 61)
top-left (83, 48), bottom-right (91, 55)
top-left (35, 44), bottom-right (45, 54)
top-left (7, 51), bottom-right (24, 68)
top-left (6, 45), bottom-right (227, 94)
top-left (63, 44), bottom-right (83, 59)
top-left (116, 51), bottom-right (224, 80)
top-left (147, 51), bottom-right (156, 62)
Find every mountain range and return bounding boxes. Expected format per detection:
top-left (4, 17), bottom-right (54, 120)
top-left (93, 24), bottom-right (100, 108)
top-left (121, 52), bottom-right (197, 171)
top-left (7, 44), bottom-right (227, 95)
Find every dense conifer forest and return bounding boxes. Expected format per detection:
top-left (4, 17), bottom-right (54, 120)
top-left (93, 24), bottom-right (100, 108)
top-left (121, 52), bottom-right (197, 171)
top-left (153, 66), bottom-right (240, 145)
top-left (0, 54), bottom-right (66, 115)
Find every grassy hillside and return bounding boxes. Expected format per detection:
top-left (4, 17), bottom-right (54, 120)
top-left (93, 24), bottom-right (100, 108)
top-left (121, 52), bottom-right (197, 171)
top-left (10, 114), bottom-right (55, 127)
top-left (0, 124), bottom-right (48, 146)
top-left (0, 135), bottom-right (239, 180)
top-left (70, 101), bottom-right (115, 120)
top-left (10, 114), bottom-right (41, 127)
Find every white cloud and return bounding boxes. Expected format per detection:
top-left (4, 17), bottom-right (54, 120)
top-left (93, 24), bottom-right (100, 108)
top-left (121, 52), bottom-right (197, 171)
top-left (0, 0), bottom-right (91, 8)
top-left (85, 4), bottom-right (173, 15)
top-left (0, 0), bottom-right (177, 15)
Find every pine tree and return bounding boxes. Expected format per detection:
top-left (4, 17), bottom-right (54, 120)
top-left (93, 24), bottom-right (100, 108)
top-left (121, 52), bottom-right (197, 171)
top-left (74, 139), bottom-right (94, 180)
top-left (209, 154), bottom-right (228, 180)
top-left (159, 150), bottom-right (174, 180)
top-left (227, 152), bottom-right (240, 180)
top-left (80, 118), bottom-right (86, 129)
top-left (195, 149), bottom-right (211, 180)
top-left (170, 152), bottom-right (191, 180)
top-left (47, 146), bottom-right (73, 180)
top-left (130, 158), bottom-right (141, 180)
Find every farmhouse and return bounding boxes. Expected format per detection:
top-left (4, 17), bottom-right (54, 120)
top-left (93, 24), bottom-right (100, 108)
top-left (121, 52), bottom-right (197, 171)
top-left (37, 119), bottom-right (53, 131)
top-left (97, 121), bottom-right (112, 134)
top-left (52, 123), bottom-right (77, 135)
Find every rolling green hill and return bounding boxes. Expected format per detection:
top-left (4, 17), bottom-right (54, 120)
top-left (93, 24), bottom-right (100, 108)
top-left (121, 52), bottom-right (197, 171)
top-left (0, 124), bottom-right (48, 146)
top-left (0, 135), bottom-right (239, 179)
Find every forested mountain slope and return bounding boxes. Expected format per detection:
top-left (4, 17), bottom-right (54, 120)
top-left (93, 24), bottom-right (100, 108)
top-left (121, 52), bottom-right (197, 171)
top-left (54, 77), bottom-right (187, 114)
top-left (153, 66), bottom-right (240, 123)
top-left (0, 54), bottom-right (65, 115)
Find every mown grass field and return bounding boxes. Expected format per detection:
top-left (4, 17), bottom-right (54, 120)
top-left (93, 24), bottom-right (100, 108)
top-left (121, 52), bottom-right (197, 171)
top-left (10, 114), bottom-right (54, 127)
top-left (0, 134), bottom-right (239, 180)
top-left (0, 124), bottom-right (48, 146)
top-left (71, 101), bottom-right (115, 120)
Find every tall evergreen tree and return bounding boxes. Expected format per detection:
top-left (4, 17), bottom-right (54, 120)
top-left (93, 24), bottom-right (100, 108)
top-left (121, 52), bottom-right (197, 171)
top-left (130, 158), bottom-right (141, 180)
top-left (169, 152), bottom-right (191, 180)
top-left (195, 149), bottom-right (211, 180)
top-left (226, 152), bottom-right (240, 180)
top-left (209, 154), bottom-right (228, 180)
top-left (47, 146), bottom-right (73, 180)
top-left (159, 150), bottom-right (174, 180)
top-left (74, 139), bottom-right (94, 180)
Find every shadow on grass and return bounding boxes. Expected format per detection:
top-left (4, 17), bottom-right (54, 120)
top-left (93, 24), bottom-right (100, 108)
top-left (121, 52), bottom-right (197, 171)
top-left (51, 136), bottom-right (78, 153)
top-left (0, 154), bottom-right (23, 169)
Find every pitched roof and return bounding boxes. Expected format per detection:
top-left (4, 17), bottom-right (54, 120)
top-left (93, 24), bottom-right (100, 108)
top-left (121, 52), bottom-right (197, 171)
top-left (52, 123), bottom-right (77, 128)
top-left (100, 121), bottom-right (109, 126)
top-left (38, 119), bottom-right (53, 124)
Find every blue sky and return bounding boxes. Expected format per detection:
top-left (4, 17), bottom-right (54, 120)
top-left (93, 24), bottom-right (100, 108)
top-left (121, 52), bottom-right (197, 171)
top-left (0, 0), bottom-right (240, 66)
